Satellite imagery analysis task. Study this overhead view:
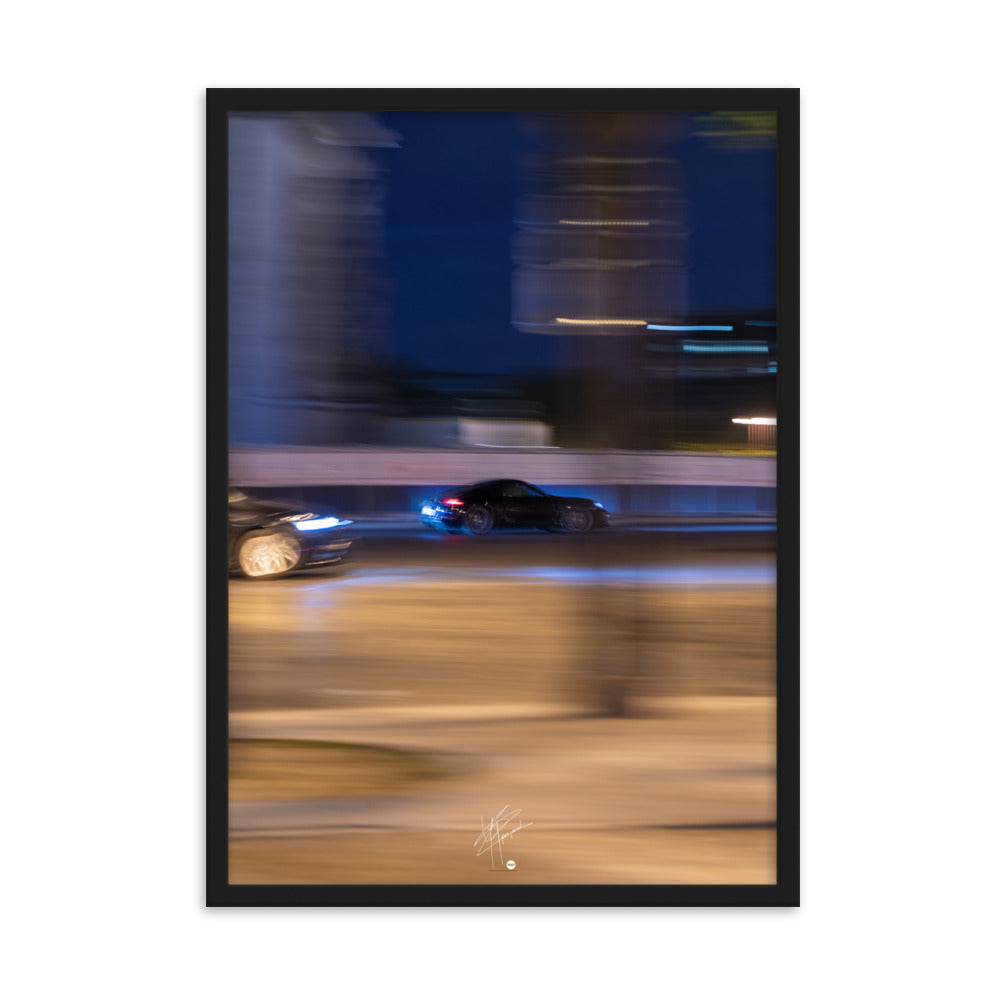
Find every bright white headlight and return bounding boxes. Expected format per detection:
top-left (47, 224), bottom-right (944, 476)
top-left (293, 516), bottom-right (341, 531)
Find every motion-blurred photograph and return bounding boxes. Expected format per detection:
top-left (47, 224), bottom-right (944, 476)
top-left (209, 90), bottom-right (798, 903)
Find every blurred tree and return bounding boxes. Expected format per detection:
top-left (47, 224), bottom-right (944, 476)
top-left (692, 110), bottom-right (777, 150)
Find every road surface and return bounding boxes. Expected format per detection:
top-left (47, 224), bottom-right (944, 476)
top-left (226, 525), bottom-right (778, 884)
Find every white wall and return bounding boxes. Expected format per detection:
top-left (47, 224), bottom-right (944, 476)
top-left (229, 448), bottom-right (777, 487)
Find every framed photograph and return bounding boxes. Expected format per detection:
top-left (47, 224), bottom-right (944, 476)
top-left (207, 88), bottom-right (799, 905)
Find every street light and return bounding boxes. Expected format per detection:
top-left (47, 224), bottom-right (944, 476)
top-left (732, 416), bottom-right (776, 452)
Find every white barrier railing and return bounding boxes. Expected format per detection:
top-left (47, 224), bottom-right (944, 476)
top-left (229, 448), bottom-right (776, 488)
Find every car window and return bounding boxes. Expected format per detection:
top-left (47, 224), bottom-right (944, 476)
top-left (501, 483), bottom-right (528, 497)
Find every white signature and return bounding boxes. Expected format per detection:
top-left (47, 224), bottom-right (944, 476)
top-left (474, 805), bottom-right (533, 870)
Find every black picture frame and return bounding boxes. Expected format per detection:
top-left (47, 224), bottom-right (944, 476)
top-left (207, 87), bottom-right (799, 906)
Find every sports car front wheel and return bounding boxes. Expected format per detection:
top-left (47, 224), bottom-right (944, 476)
top-left (237, 530), bottom-right (302, 579)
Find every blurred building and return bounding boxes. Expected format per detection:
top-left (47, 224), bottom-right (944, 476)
top-left (643, 315), bottom-right (777, 380)
top-left (511, 113), bottom-right (689, 449)
top-left (640, 314), bottom-right (777, 450)
top-left (229, 112), bottom-right (397, 446)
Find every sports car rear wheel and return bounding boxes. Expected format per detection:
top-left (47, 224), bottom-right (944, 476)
top-left (237, 530), bottom-right (302, 579)
top-left (464, 506), bottom-right (494, 535)
top-left (559, 508), bottom-right (594, 533)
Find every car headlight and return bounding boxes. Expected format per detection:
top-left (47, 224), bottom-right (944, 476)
top-left (292, 516), bottom-right (343, 531)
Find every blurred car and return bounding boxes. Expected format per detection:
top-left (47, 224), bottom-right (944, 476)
top-left (419, 479), bottom-right (609, 535)
top-left (228, 488), bottom-right (354, 579)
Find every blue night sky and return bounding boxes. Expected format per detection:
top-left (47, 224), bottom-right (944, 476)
top-left (382, 112), bottom-right (776, 373)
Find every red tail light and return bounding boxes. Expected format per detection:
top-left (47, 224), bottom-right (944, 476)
top-left (443, 498), bottom-right (464, 506)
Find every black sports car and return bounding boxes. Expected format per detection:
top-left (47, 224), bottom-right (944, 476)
top-left (419, 479), bottom-right (610, 535)
top-left (228, 488), bottom-right (354, 579)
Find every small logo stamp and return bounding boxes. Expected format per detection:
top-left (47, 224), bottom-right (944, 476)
top-left (474, 805), bottom-right (533, 872)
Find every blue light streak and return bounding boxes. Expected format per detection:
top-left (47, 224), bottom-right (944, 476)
top-left (646, 324), bottom-right (733, 332)
top-left (682, 341), bottom-right (769, 354)
top-left (332, 564), bottom-right (775, 587)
